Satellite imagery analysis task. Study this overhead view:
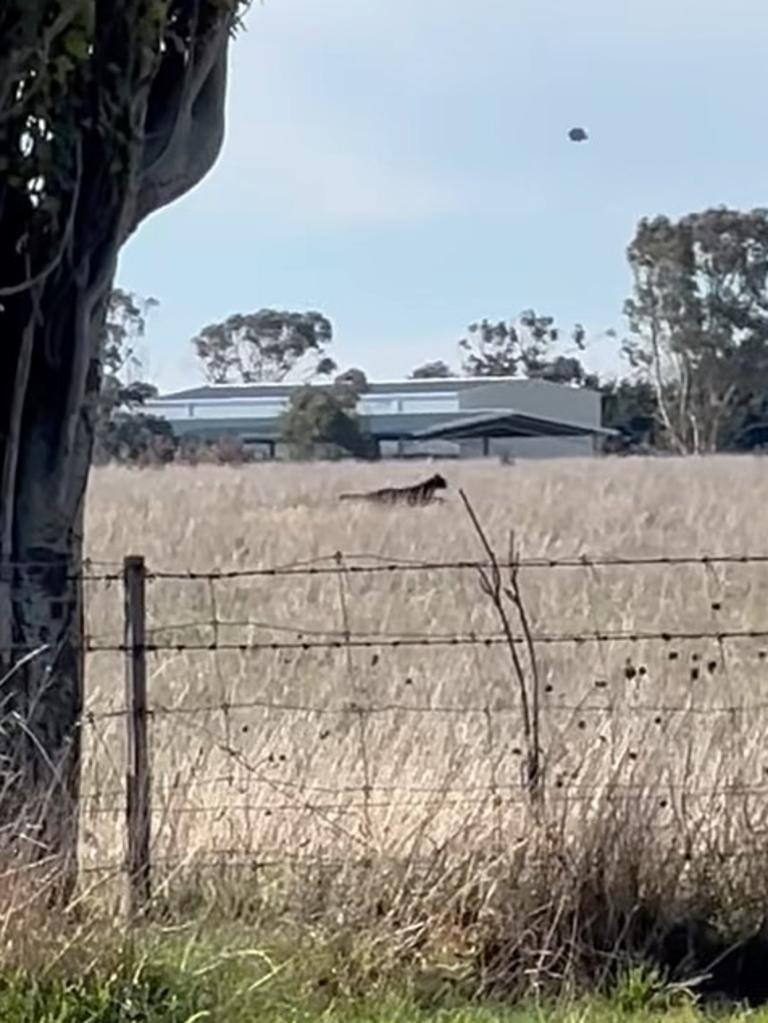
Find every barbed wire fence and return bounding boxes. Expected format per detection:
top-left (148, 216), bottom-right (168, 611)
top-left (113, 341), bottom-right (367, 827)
top-left (9, 530), bottom-right (768, 912)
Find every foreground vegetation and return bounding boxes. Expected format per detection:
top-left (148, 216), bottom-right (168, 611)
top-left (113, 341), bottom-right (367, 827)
top-left (0, 978), bottom-right (760, 1023)
top-left (0, 925), bottom-right (766, 1022)
top-left (71, 458), bottom-right (768, 1006)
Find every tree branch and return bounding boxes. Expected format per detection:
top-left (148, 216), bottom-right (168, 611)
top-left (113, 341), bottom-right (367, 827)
top-left (131, 18), bottom-right (231, 230)
top-left (647, 308), bottom-right (687, 453)
top-left (0, 290), bottom-right (40, 564)
top-left (0, 4), bottom-right (81, 124)
top-left (0, 141), bottom-right (82, 298)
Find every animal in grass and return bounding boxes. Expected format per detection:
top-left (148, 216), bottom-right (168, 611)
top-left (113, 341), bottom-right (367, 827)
top-left (339, 473), bottom-right (448, 507)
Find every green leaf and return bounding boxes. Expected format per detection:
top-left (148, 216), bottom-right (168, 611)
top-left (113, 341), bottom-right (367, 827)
top-left (53, 54), bottom-right (74, 84)
top-left (62, 30), bottom-right (90, 61)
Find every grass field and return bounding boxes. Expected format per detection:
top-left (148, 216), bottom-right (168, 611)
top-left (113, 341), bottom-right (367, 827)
top-left (67, 456), bottom-right (768, 1000)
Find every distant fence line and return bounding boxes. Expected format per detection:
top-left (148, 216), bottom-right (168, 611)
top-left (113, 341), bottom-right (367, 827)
top-left (4, 549), bottom-right (768, 910)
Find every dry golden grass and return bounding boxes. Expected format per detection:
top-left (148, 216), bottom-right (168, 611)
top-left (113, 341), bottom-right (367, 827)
top-left (78, 456), bottom-right (768, 939)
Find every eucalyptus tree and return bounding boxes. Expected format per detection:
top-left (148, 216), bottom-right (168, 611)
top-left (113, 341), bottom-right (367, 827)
top-left (0, 0), bottom-right (250, 881)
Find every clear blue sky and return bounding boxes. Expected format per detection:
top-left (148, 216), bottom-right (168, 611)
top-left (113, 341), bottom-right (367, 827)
top-left (119, 0), bottom-right (768, 391)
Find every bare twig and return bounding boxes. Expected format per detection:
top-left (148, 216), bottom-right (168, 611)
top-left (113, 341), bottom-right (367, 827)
top-left (0, 644), bottom-right (51, 690)
top-left (504, 530), bottom-right (543, 797)
top-left (459, 489), bottom-right (543, 805)
top-left (335, 551), bottom-right (374, 845)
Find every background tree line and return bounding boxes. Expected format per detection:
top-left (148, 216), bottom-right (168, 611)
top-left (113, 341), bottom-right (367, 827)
top-left (105, 205), bottom-right (768, 462)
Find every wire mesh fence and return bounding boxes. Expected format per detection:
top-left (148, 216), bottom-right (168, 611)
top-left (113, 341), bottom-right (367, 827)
top-left (6, 542), bottom-right (746, 907)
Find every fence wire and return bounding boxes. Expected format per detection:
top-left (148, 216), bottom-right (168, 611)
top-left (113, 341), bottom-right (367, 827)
top-left (8, 549), bottom-right (768, 580)
top-left (5, 548), bottom-right (768, 887)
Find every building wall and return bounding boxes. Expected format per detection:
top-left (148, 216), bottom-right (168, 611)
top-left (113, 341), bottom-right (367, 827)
top-left (458, 379), bottom-right (601, 426)
top-left (145, 378), bottom-right (603, 459)
top-left (458, 436), bottom-right (595, 459)
top-left (380, 439), bottom-right (460, 458)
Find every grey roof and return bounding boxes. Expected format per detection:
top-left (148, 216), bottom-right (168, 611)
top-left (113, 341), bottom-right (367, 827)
top-left (158, 376), bottom-right (599, 402)
top-left (160, 380), bottom-right (468, 401)
top-left (413, 409), bottom-right (617, 440)
top-left (164, 411), bottom-right (459, 442)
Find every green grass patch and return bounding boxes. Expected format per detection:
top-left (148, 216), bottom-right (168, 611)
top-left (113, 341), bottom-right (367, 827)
top-left (0, 939), bottom-right (763, 1023)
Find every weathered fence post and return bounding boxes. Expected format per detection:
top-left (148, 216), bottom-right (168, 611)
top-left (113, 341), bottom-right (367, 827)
top-left (123, 554), bottom-right (151, 915)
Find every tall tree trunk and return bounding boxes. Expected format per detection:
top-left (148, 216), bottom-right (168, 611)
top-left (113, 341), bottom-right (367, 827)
top-left (0, 2), bottom-right (233, 901)
top-left (0, 268), bottom-right (112, 897)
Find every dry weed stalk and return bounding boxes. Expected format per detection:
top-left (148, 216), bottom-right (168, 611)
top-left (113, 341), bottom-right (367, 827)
top-left (334, 549), bottom-right (374, 846)
top-left (459, 489), bottom-right (543, 805)
top-left (0, 646), bottom-right (83, 907)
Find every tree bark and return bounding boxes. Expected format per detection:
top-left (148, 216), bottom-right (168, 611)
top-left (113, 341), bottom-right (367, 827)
top-left (0, 270), bottom-right (110, 897)
top-left (0, 1), bottom-right (235, 901)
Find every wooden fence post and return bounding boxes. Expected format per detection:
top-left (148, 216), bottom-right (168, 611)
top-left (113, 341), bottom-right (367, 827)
top-left (123, 554), bottom-right (151, 915)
